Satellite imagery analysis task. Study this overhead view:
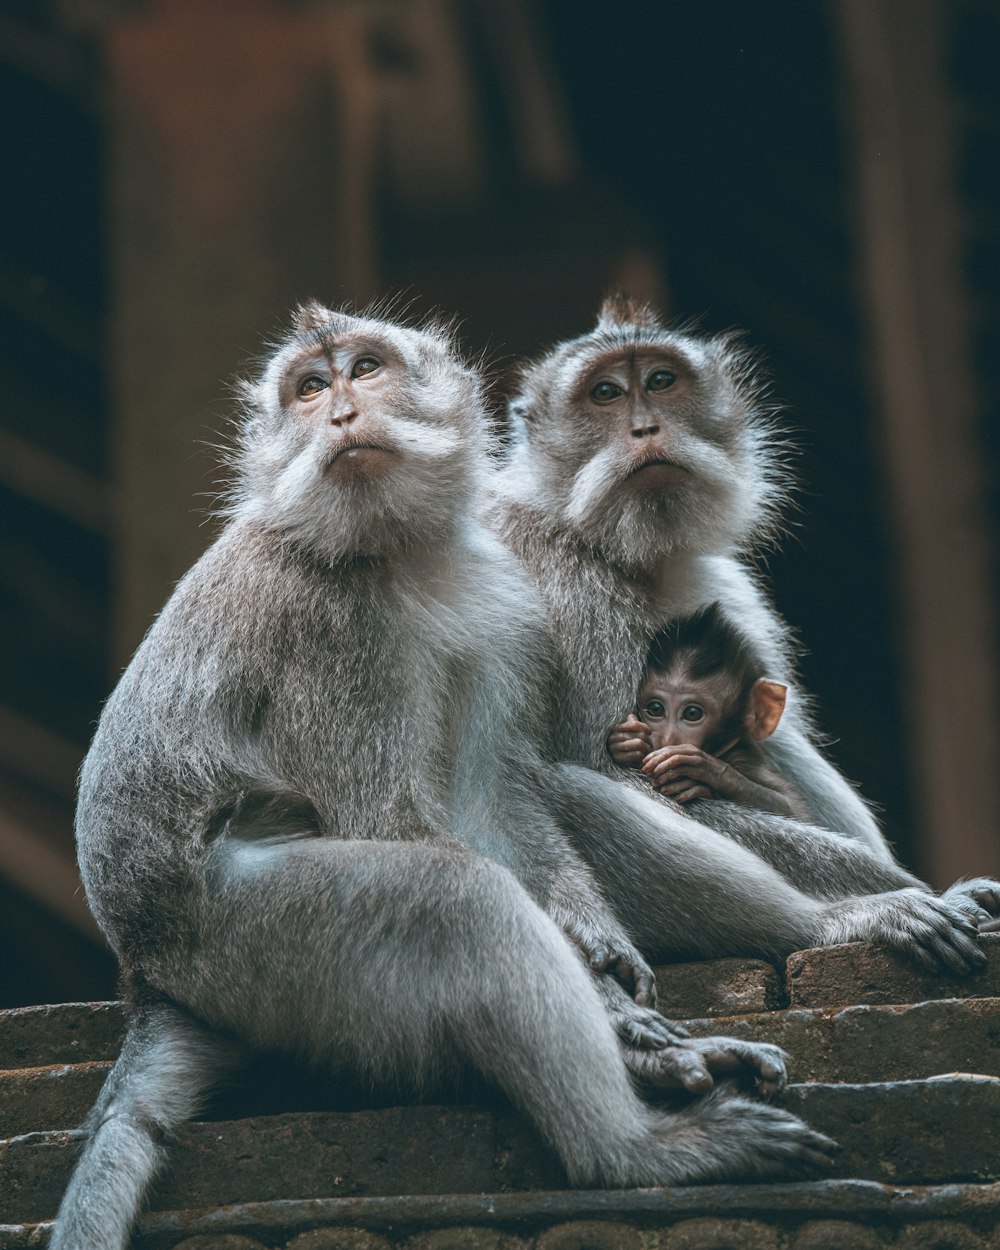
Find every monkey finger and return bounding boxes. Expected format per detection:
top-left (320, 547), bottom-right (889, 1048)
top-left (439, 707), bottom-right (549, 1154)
top-left (911, 913), bottom-right (985, 973)
top-left (628, 963), bottom-right (657, 1008)
top-left (642, 1043), bottom-right (716, 1092)
top-left (608, 1000), bottom-right (685, 1049)
top-left (587, 944), bottom-right (613, 973)
top-left (648, 753), bottom-right (708, 777)
top-left (949, 877), bottom-right (1000, 915)
top-left (687, 1038), bottom-right (789, 1097)
top-left (650, 778), bottom-right (689, 797)
top-left (676, 785), bottom-right (713, 803)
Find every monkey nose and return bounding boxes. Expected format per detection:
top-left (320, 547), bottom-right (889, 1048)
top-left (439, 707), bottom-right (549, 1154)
top-left (329, 409), bottom-right (358, 428)
top-left (631, 421), bottom-right (661, 438)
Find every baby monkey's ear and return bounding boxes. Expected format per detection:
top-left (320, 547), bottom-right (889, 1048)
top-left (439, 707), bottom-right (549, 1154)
top-left (746, 679), bottom-right (788, 741)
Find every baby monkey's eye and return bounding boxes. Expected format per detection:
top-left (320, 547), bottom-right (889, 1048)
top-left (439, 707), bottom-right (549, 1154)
top-left (351, 356), bottom-right (381, 378)
top-left (681, 704), bottom-right (705, 722)
top-left (298, 375), bottom-right (329, 398)
top-left (647, 370), bottom-right (677, 392)
top-left (590, 380), bottom-right (624, 404)
top-left (643, 700), bottom-right (666, 718)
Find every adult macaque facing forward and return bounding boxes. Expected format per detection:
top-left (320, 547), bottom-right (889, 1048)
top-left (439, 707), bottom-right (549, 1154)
top-left (51, 304), bottom-right (833, 1250)
top-left (490, 296), bottom-right (1000, 969)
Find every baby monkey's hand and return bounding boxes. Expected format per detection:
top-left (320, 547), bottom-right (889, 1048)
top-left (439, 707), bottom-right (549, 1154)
top-left (607, 715), bottom-right (652, 769)
top-left (641, 743), bottom-right (721, 803)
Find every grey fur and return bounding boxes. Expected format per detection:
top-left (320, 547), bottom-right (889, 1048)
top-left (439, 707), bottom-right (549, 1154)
top-left (490, 297), bottom-right (999, 970)
top-left (52, 305), bottom-right (835, 1250)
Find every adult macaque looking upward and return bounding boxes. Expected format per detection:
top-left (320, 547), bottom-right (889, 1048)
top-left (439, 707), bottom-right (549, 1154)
top-left (609, 603), bottom-right (809, 819)
top-left (490, 296), bottom-right (1000, 968)
top-left (51, 305), bottom-right (834, 1250)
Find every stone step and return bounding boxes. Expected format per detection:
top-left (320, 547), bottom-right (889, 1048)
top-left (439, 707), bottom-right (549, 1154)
top-left (786, 932), bottom-right (1000, 1008)
top-left (684, 996), bottom-right (1000, 1084)
top-left (3, 936), bottom-right (997, 1071)
top-left (0, 1062), bottom-right (110, 1139)
top-left (2, 1077), bottom-right (999, 1227)
top-left (5, 997), bottom-right (999, 1137)
top-left (0, 1003), bottom-right (125, 1070)
top-left (0, 1105), bottom-right (561, 1227)
top-left (2, 1180), bottom-right (1000, 1250)
top-left (652, 957), bottom-right (786, 1017)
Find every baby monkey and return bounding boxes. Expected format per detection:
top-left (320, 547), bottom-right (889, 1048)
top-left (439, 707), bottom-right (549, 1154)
top-left (609, 604), bottom-right (809, 819)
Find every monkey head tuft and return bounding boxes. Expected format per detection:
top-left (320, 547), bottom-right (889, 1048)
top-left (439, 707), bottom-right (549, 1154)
top-left (223, 304), bottom-right (489, 563)
top-left (596, 293), bottom-right (662, 332)
top-left (497, 307), bottom-right (793, 570)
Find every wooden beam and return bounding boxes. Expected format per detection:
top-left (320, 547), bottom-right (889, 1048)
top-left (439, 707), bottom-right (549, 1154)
top-left (0, 706), bottom-right (82, 801)
top-left (0, 431), bottom-right (109, 534)
top-left (835, 0), bottom-right (1000, 882)
top-left (0, 796), bottom-right (103, 945)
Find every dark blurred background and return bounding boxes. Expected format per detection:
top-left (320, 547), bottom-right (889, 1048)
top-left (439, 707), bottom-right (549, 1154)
top-left (1, 0), bottom-right (998, 1008)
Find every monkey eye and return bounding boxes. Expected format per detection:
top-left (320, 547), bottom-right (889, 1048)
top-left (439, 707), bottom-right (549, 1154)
top-left (351, 356), bottom-right (381, 379)
top-left (681, 704), bottom-right (705, 723)
top-left (647, 370), bottom-right (677, 392)
top-left (590, 380), bottom-right (624, 404)
top-left (298, 375), bottom-right (329, 398)
top-left (643, 700), bottom-right (666, 719)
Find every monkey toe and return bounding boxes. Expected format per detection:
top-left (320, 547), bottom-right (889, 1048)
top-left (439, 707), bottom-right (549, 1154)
top-left (624, 1041), bottom-right (713, 1090)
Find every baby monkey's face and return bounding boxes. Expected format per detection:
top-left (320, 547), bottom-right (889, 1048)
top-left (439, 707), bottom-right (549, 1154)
top-left (635, 668), bottom-right (736, 753)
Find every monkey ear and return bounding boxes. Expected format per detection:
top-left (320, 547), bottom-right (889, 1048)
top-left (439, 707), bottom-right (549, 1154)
top-left (292, 301), bottom-right (331, 334)
top-left (746, 679), bottom-right (787, 741)
top-left (596, 294), bottom-right (661, 331)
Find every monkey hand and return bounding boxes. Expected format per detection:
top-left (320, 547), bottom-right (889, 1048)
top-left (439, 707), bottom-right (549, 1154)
top-left (622, 1035), bottom-right (789, 1098)
top-left (940, 877), bottom-right (1000, 927)
top-left (552, 898), bottom-right (658, 1008)
top-left (818, 887), bottom-right (987, 973)
top-left (594, 973), bottom-right (690, 1049)
top-left (640, 743), bottom-right (721, 803)
top-left (607, 716), bottom-right (652, 769)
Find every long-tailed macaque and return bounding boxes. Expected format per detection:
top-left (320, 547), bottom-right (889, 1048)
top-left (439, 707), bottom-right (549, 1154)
top-left (51, 305), bottom-right (835, 1250)
top-left (490, 296), bottom-right (1000, 969)
top-left (609, 603), bottom-right (808, 819)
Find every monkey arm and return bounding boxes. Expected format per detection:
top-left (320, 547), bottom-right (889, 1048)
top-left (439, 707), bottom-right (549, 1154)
top-left (552, 763), bottom-right (986, 973)
top-left (641, 744), bottom-right (807, 819)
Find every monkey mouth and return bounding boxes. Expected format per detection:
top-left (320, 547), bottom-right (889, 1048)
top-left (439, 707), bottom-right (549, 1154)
top-left (323, 441), bottom-right (397, 471)
top-left (626, 455), bottom-right (688, 481)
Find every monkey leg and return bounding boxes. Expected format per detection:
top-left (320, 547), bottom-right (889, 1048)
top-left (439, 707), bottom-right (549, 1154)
top-left (552, 764), bottom-right (986, 972)
top-left (146, 836), bottom-right (835, 1189)
top-left (49, 1001), bottom-right (247, 1250)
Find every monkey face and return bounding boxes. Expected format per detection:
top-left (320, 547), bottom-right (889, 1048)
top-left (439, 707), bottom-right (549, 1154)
top-left (636, 668), bottom-right (732, 752)
top-left (503, 298), bottom-right (789, 567)
top-left (230, 303), bottom-right (486, 561)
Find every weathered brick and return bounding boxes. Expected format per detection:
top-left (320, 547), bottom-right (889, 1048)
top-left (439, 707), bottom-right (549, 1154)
top-left (172, 1239), bottom-right (269, 1250)
top-left (0, 1106), bottom-right (563, 1226)
top-left (682, 997), bottom-right (1000, 1084)
top-left (534, 1222), bottom-right (643, 1250)
top-left (662, 1218), bottom-right (782, 1248)
top-left (782, 1076), bottom-right (1000, 1184)
top-left (286, 1231), bottom-right (393, 1250)
top-left (0, 1061), bottom-right (110, 1137)
top-left (0, 1003), bottom-right (125, 1070)
top-left (652, 960), bottom-right (785, 1019)
top-left (406, 1230), bottom-right (523, 1250)
top-left (786, 936), bottom-right (1000, 1010)
top-left (790, 1221), bottom-right (885, 1248)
